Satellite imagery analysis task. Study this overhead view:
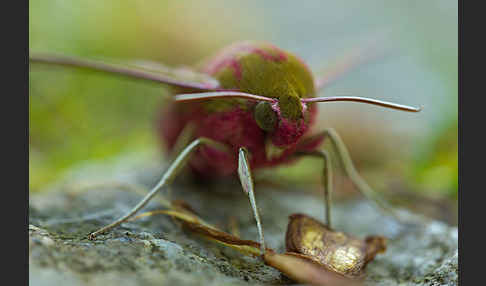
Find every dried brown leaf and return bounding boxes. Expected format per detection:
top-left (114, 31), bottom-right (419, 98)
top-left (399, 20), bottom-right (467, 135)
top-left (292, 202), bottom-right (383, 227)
top-left (285, 213), bottom-right (387, 278)
top-left (263, 251), bottom-right (361, 286)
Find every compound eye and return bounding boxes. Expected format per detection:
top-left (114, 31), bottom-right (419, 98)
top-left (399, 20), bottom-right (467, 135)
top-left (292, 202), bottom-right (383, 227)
top-left (254, 102), bottom-right (278, 132)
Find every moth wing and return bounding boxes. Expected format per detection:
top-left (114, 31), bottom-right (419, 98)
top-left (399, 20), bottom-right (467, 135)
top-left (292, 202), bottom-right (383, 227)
top-left (30, 53), bottom-right (221, 91)
top-left (127, 59), bottom-right (220, 90)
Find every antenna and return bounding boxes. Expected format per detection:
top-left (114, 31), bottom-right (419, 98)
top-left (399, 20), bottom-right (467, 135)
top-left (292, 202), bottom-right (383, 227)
top-left (301, 96), bottom-right (421, 112)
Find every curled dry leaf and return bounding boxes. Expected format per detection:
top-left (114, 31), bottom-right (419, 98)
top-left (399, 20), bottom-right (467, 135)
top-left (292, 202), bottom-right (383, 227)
top-left (263, 251), bottom-right (361, 286)
top-left (285, 213), bottom-right (387, 278)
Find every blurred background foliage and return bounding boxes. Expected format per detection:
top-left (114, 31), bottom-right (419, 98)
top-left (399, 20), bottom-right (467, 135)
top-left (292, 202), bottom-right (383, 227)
top-left (29, 1), bottom-right (457, 224)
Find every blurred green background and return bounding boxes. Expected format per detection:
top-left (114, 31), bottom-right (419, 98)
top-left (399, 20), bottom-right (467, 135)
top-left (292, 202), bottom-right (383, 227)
top-left (29, 1), bottom-right (457, 223)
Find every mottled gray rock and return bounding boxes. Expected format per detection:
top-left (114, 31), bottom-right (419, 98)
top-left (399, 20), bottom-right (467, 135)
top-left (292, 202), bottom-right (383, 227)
top-left (29, 158), bottom-right (458, 286)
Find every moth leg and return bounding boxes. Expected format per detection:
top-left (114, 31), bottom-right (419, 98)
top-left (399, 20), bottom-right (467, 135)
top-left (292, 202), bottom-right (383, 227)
top-left (238, 147), bottom-right (266, 255)
top-left (88, 137), bottom-right (229, 240)
top-left (299, 128), bottom-right (400, 221)
top-left (295, 150), bottom-right (333, 227)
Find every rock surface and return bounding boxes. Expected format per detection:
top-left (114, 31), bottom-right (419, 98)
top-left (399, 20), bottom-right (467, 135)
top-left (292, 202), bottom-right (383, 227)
top-left (29, 157), bottom-right (458, 286)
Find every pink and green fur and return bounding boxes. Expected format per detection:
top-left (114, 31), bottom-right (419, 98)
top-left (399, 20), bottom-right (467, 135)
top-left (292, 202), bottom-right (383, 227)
top-left (158, 41), bottom-right (321, 177)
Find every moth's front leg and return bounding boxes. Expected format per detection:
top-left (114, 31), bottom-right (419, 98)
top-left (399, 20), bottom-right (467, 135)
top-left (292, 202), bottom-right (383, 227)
top-left (237, 147), bottom-right (266, 255)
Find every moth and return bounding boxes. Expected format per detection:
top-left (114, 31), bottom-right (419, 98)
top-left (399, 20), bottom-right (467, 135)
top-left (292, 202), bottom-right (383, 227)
top-left (30, 41), bottom-right (421, 252)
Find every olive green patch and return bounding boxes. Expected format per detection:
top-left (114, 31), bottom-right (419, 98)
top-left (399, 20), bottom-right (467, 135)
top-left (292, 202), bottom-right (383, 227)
top-left (212, 43), bottom-right (315, 119)
top-left (278, 91), bottom-right (302, 120)
top-left (254, 102), bottom-right (277, 132)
